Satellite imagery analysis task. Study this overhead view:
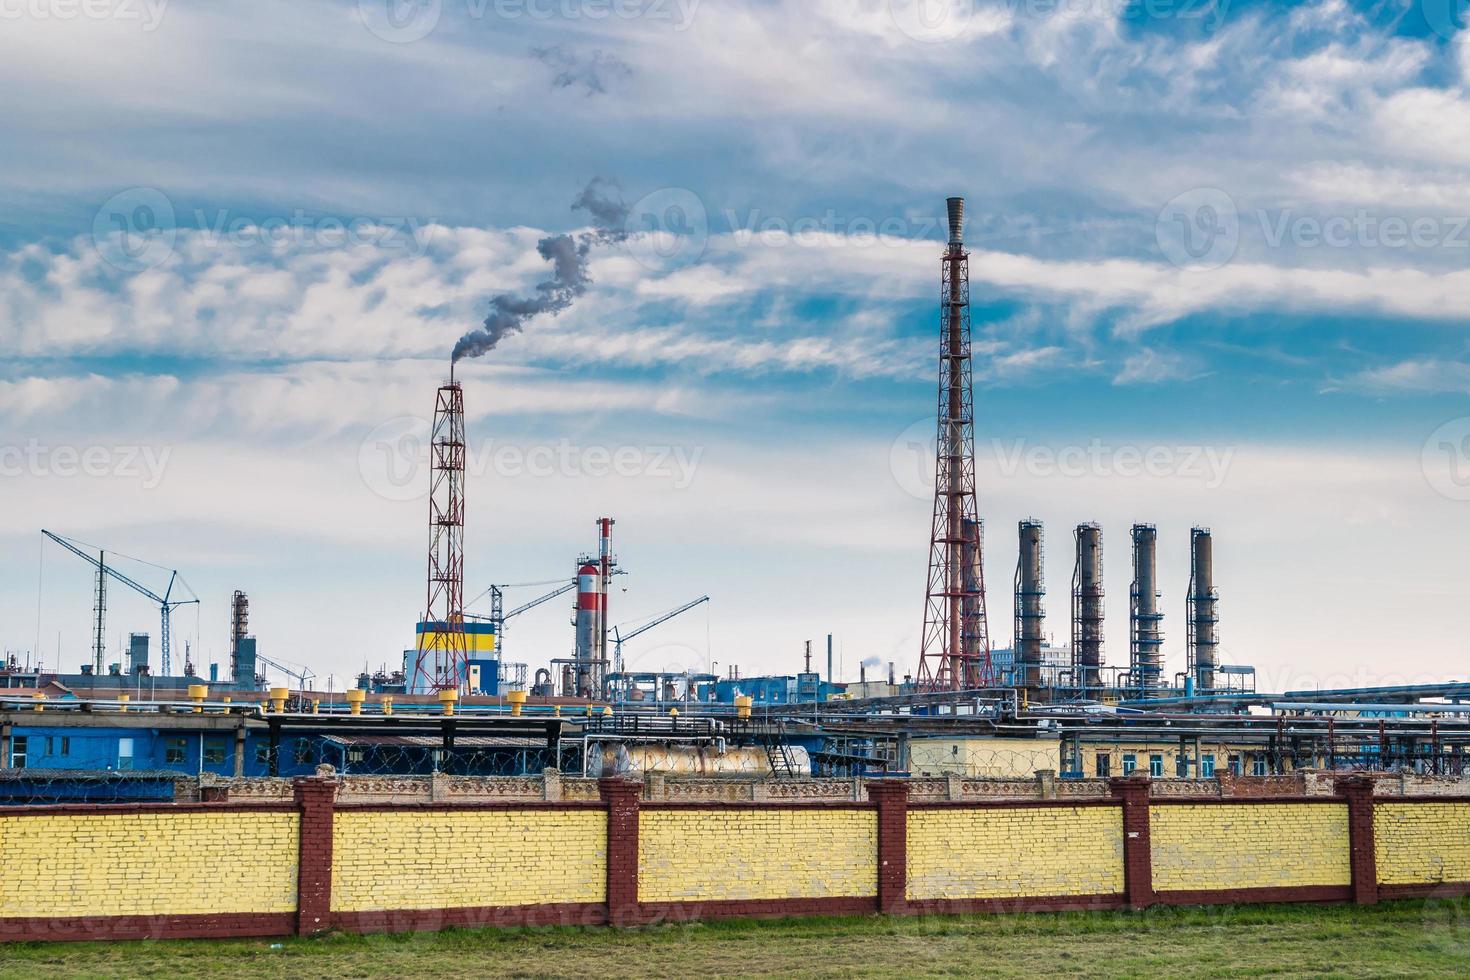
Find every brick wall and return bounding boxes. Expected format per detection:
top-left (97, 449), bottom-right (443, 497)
top-left (5, 777), bottom-right (1470, 941)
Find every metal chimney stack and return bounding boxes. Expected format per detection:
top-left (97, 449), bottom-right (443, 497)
top-left (1071, 523), bottom-right (1104, 690)
top-left (1013, 519), bottom-right (1045, 688)
top-left (1187, 527), bottom-right (1219, 693)
top-left (1129, 525), bottom-right (1163, 692)
top-left (946, 197), bottom-right (965, 247)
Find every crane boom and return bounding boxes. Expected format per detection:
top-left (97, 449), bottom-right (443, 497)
top-left (505, 580), bottom-right (575, 619)
top-left (41, 530), bottom-right (200, 676)
top-left (612, 595), bottom-right (710, 674)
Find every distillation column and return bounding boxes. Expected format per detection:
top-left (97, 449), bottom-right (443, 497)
top-left (1072, 523), bottom-right (1104, 690)
top-left (1129, 524), bottom-right (1164, 692)
top-left (1014, 519), bottom-right (1045, 688)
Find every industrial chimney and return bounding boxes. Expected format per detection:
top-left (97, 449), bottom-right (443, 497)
top-left (1072, 523), bottom-right (1104, 690)
top-left (1013, 519), bottom-right (1045, 688)
top-left (1129, 525), bottom-right (1164, 692)
top-left (1187, 527), bottom-right (1219, 692)
top-left (946, 196), bottom-right (965, 246)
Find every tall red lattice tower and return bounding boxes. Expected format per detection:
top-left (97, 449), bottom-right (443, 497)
top-left (410, 370), bottom-right (469, 692)
top-left (916, 197), bottom-right (994, 691)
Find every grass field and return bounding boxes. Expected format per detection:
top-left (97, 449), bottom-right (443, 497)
top-left (2, 900), bottom-right (1469, 978)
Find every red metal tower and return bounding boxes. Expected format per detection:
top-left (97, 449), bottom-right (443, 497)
top-left (410, 371), bottom-right (469, 693)
top-left (917, 197), bottom-right (994, 691)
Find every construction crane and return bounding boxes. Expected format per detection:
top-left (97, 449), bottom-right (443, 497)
top-left (466, 581), bottom-right (576, 653)
top-left (612, 595), bottom-right (710, 675)
top-left (41, 530), bottom-right (199, 676)
top-left (253, 652), bottom-right (315, 692)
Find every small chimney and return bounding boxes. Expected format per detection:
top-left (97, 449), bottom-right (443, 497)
top-left (946, 196), bottom-right (965, 246)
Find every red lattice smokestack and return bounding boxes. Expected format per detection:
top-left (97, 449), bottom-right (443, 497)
top-left (917, 196), bottom-right (993, 692)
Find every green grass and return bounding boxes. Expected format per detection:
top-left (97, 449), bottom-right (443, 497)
top-left (3, 901), bottom-right (1470, 978)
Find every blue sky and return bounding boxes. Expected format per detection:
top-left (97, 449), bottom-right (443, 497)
top-left (3, 0), bottom-right (1470, 690)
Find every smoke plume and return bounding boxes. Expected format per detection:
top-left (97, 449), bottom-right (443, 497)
top-left (452, 178), bottom-right (629, 363)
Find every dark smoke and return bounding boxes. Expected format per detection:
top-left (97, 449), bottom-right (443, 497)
top-left (531, 45), bottom-right (633, 96)
top-left (452, 178), bottom-right (629, 363)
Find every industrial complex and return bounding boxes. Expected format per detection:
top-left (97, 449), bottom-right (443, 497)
top-left (2, 196), bottom-right (1467, 804)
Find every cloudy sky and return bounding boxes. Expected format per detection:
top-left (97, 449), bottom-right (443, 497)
top-left (3, 0), bottom-right (1470, 692)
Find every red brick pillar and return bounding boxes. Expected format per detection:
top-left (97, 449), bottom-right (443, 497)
top-left (600, 777), bottom-right (642, 926)
top-left (293, 775), bottom-right (338, 935)
top-left (1336, 775), bottom-right (1379, 905)
top-left (867, 780), bottom-right (909, 915)
top-left (1109, 776), bottom-right (1153, 909)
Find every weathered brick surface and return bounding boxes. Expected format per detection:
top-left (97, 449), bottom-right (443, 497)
top-left (637, 809), bottom-right (878, 903)
top-left (1374, 802), bottom-right (1470, 885)
top-left (0, 810), bottom-right (299, 917)
top-left (906, 806), bottom-right (1124, 901)
top-left (1150, 803), bottom-right (1351, 891)
top-left (330, 809), bottom-right (606, 912)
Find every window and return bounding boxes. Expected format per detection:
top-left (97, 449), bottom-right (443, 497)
top-left (1201, 753), bottom-right (1216, 778)
top-left (117, 737), bottom-right (134, 771)
top-left (1095, 753), bottom-right (1111, 778)
top-left (293, 739), bottom-right (314, 765)
top-left (1228, 754), bottom-right (1242, 776)
top-left (45, 736), bottom-right (67, 756)
top-left (1149, 754), bottom-right (1164, 778)
top-left (1252, 758), bottom-right (1268, 777)
top-left (11, 736), bottom-right (26, 769)
top-left (165, 738), bottom-right (187, 765)
top-left (255, 744), bottom-right (271, 766)
top-left (1122, 753), bottom-right (1137, 775)
top-left (202, 737), bottom-right (227, 766)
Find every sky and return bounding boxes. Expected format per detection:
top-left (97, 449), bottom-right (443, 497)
top-left (3, 0), bottom-right (1470, 692)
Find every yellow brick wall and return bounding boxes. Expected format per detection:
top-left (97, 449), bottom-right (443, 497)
top-left (638, 809), bottom-right (877, 902)
top-left (1149, 803), bottom-right (1350, 891)
top-left (0, 810), bottom-right (299, 917)
top-left (906, 806), bottom-right (1123, 900)
top-left (331, 809), bottom-right (605, 912)
top-left (1374, 802), bottom-right (1470, 885)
